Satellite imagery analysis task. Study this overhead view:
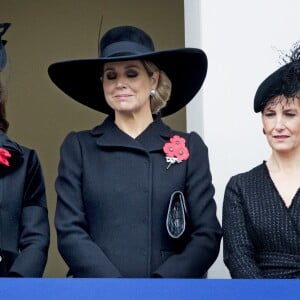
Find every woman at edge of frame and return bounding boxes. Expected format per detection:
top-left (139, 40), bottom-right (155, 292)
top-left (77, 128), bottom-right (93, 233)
top-left (223, 42), bottom-right (300, 278)
top-left (0, 22), bottom-right (50, 277)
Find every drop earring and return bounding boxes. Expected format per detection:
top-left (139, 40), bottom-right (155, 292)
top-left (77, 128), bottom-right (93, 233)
top-left (263, 128), bottom-right (266, 135)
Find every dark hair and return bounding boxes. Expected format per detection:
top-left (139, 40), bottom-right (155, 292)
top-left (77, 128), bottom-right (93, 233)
top-left (0, 79), bottom-right (9, 133)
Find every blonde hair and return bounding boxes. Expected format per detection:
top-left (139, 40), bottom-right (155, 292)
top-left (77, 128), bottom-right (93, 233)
top-left (142, 60), bottom-right (172, 114)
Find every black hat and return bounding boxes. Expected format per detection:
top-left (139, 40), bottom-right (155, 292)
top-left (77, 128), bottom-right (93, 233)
top-left (48, 25), bottom-right (208, 117)
top-left (0, 23), bottom-right (11, 72)
top-left (254, 43), bottom-right (300, 113)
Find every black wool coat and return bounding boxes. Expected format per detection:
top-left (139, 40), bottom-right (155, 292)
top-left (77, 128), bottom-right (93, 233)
top-left (0, 131), bottom-right (50, 277)
top-left (55, 116), bottom-right (222, 278)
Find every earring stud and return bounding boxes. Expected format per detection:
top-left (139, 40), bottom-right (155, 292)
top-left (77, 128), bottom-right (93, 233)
top-left (150, 89), bottom-right (156, 97)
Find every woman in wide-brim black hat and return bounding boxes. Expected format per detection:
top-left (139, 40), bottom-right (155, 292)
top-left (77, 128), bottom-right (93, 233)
top-left (0, 23), bottom-right (50, 277)
top-left (223, 42), bottom-right (300, 278)
top-left (49, 25), bottom-right (222, 278)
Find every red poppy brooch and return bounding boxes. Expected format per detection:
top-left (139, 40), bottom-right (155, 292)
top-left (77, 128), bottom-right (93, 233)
top-left (0, 147), bottom-right (11, 166)
top-left (163, 135), bottom-right (189, 169)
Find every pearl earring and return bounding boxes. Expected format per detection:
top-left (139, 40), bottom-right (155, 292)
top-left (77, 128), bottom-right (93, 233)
top-left (150, 89), bottom-right (156, 97)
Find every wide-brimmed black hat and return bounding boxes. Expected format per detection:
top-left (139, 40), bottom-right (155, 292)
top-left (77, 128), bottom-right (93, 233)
top-left (48, 25), bottom-right (208, 117)
top-left (0, 23), bottom-right (11, 72)
top-left (254, 43), bottom-right (300, 113)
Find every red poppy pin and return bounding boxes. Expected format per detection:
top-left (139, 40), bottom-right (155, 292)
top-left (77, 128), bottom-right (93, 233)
top-left (0, 147), bottom-right (11, 166)
top-left (163, 135), bottom-right (189, 169)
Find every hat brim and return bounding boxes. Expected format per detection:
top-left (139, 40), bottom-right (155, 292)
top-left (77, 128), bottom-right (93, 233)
top-left (48, 48), bottom-right (207, 117)
top-left (0, 41), bottom-right (7, 72)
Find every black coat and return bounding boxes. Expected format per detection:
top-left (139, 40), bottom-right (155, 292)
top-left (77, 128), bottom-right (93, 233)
top-left (55, 116), bottom-right (221, 278)
top-left (0, 131), bottom-right (50, 277)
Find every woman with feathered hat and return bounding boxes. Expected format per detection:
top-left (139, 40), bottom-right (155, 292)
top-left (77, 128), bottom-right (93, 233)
top-left (0, 23), bottom-right (50, 277)
top-left (49, 25), bottom-right (222, 278)
top-left (223, 42), bottom-right (300, 278)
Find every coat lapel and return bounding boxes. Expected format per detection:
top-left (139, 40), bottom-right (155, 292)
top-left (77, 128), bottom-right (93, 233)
top-left (135, 117), bottom-right (174, 152)
top-left (90, 116), bottom-right (175, 153)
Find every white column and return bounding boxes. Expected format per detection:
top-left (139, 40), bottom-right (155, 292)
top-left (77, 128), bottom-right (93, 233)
top-left (185, 0), bottom-right (300, 278)
top-left (184, 0), bottom-right (204, 137)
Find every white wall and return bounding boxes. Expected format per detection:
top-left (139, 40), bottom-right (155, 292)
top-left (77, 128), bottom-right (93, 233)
top-left (185, 0), bottom-right (300, 278)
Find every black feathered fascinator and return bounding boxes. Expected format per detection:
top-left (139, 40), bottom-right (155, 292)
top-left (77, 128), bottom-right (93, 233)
top-left (254, 42), bottom-right (300, 112)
